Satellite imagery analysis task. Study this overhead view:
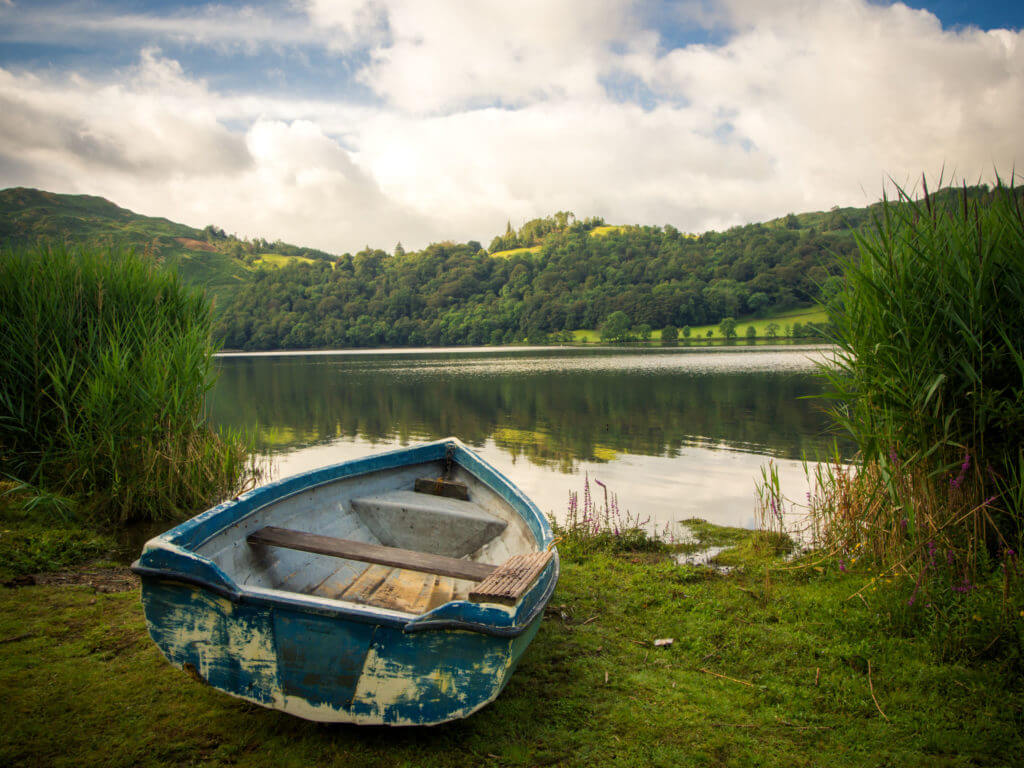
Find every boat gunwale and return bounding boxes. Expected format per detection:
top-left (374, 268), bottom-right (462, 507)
top-left (133, 437), bottom-right (559, 637)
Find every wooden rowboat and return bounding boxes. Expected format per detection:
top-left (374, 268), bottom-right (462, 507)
top-left (132, 438), bottom-right (559, 725)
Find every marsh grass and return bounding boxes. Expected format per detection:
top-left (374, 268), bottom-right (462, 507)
top-left (818, 176), bottom-right (1024, 562)
top-left (0, 245), bottom-right (261, 523)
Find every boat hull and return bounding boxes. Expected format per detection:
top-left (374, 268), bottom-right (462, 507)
top-left (140, 577), bottom-right (545, 725)
top-left (134, 438), bottom-right (558, 725)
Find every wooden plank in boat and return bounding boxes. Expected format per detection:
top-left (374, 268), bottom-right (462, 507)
top-left (414, 477), bottom-right (470, 500)
top-left (469, 551), bottom-right (553, 606)
top-left (427, 577), bottom-right (455, 611)
top-left (372, 569), bottom-right (436, 613)
top-left (340, 565), bottom-right (392, 603)
top-left (247, 526), bottom-right (497, 582)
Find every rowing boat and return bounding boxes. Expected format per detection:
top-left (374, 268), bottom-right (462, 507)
top-left (132, 438), bottom-right (559, 725)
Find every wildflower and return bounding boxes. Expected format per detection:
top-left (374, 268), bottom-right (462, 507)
top-left (950, 452), bottom-right (970, 489)
top-left (838, 560), bottom-right (846, 572)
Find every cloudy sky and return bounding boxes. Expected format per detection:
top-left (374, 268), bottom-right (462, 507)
top-left (0, 1), bottom-right (1021, 253)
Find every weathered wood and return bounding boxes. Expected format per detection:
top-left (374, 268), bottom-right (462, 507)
top-left (373, 569), bottom-right (436, 613)
top-left (469, 551), bottom-right (553, 605)
top-left (247, 526), bottom-right (497, 582)
top-left (414, 477), bottom-right (470, 501)
top-left (340, 565), bottom-right (392, 603)
top-left (427, 577), bottom-right (455, 612)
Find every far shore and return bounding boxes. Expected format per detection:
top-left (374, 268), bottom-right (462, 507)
top-left (216, 340), bottom-right (833, 357)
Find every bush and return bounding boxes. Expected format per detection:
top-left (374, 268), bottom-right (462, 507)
top-left (0, 246), bottom-right (260, 523)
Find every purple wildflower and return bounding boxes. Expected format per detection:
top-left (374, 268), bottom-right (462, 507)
top-left (950, 452), bottom-right (971, 489)
top-left (838, 560), bottom-right (846, 572)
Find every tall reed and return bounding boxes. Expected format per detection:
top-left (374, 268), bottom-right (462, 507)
top-left (0, 245), bottom-right (260, 523)
top-left (817, 176), bottom-right (1024, 567)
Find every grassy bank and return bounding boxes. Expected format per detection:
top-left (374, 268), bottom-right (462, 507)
top-left (571, 307), bottom-right (828, 343)
top-left (2, 522), bottom-right (1021, 767)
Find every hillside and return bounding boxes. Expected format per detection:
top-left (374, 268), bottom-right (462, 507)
top-left (1, 184), bottom-right (997, 350)
top-left (0, 188), bottom-right (332, 305)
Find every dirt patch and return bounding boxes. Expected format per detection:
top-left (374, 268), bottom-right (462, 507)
top-left (4, 567), bottom-right (139, 593)
top-left (174, 237), bottom-right (218, 252)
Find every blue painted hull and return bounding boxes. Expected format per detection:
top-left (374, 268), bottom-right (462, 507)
top-left (134, 439), bottom-right (558, 725)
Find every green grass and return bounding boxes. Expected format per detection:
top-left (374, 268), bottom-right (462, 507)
top-left (253, 253), bottom-right (321, 268)
top-left (2, 523), bottom-right (1021, 767)
top-left (570, 307), bottom-right (829, 343)
top-left (489, 245), bottom-right (542, 259)
top-left (685, 307), bottom-right (828, 339)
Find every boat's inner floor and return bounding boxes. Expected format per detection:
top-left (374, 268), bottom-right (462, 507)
top-left (301, 563), bottom-right (467, 614)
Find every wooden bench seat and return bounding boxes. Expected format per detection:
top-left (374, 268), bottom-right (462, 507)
top-left (247, 526), bottom-right (552, 606)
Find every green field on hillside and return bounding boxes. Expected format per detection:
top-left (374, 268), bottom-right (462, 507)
top-left (571, 306), bottom-right (829, 343)
top-left (489, 245), bottom-right (542, 258)
top-left (252, 253), bottom-right (321, 267)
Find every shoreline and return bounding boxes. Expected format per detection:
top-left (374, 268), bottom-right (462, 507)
top-left (216, 341), bottom-right (833, 357)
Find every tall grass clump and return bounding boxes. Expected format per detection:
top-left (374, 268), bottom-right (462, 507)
top-left (0, 245), bottom-right (260, 523)
top-left (802, 176), bottom-right (1024, 661)
top-left (819, 177), bottom-right (1023, 558)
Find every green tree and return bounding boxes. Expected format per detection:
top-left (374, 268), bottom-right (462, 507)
top-left (719, 316), bottom-right (737, 339)
top-left (681, 325), bottom-right (691, 338)
top-left (746, 325), bottom-right (757, 340)
top-left (635, 323), bottom-right (652, 341)
top-left (600, 311), bottom-right (631, 342)
top-left (766, 322), bottom-right (779, 339)
top-left (661, 325), bottom-right (678, 342)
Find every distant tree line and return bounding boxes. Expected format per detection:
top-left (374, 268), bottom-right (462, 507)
top-left (216, 187), bottom-right (1002, 350)
top-left (214, 211), bottom-right (862, 349)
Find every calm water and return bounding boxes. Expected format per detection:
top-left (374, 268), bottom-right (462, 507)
top-left (208, 345), bottom-right (852, 531)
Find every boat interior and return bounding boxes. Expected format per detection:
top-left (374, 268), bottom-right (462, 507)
top-left (194, 459), bottom-right (543, 615)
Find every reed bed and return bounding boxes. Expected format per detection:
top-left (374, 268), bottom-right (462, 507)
top-left (756, 176), bottom-right (1023, 660)
top-left (0, 245), bottom-right (260, 523)
top-left (816, 177), bottom-right (1023, 565)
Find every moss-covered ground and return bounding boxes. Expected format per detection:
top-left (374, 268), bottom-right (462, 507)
top-left (2, 518), bottom-right (1021, 767)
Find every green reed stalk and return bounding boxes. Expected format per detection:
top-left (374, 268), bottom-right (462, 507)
top-left (818, 176), bottom-right (1024, 563)
top-left (0, 245), bottom-right (260, 523)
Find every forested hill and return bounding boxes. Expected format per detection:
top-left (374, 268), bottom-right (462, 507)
top-left (1, 184), bottom-right (994, 350)
top-left (215, 209), bottom-right (868, 349)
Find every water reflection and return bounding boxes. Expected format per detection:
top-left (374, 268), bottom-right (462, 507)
top-left (207, 346), bottom-right (851, 529)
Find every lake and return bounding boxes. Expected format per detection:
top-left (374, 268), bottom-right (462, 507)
top-left (208, 345), bottom-right (852, 534)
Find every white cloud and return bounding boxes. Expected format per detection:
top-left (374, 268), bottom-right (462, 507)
top-left (305, 0), bottom-right (652, 112)
top-left (0, 1), bottom-right (1021, 253)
